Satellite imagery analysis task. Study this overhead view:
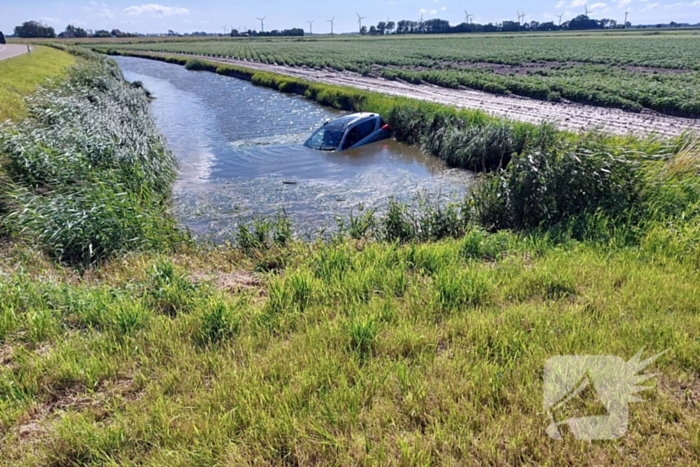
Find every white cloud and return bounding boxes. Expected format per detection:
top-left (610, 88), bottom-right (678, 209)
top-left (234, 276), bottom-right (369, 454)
top-left (617, 0), bottom-right (632, 8)
top-left (642, 1), bottom-right (659, 9)
top-left (556, 1), bottom-right (566, 7)
top-left (123, 3), bottom-right (190, 16)
top-left (571, 0), bottom-right (587, 6)
top-left (429, 9), bottom-right (438, 14)
top-left (589, 2), bottom-right (608, 10)
top-left (441, 6), bottom-right (447, 11)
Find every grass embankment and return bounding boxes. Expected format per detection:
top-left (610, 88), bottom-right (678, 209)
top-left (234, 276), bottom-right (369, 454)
top-left (0, 46), bottom-right (75, 122)
top-left (0, 48), bottom-right (699, 464)
top-left (0, 49), bottom-right (182, 264)
top-left (0, 226), bottom-right (699, 465)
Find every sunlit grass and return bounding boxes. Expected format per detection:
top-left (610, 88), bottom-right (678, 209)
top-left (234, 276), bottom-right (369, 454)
top-left (0, 46), bottom-right (75, 122)
top-left (0, 232), bottom-right (698, 465)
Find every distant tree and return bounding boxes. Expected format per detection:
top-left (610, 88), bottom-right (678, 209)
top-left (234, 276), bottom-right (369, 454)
top-left (376, 21), bottom-right (386, 34)
top-left (369, 25), bottom-right (378, 35)
top-left (230, 29), bottom-right (239, 36)
top-left (567, 15), bottom-right (600, 30)
top-left (501, 20), bottom-right (520, 32)
top-left (60, 24), bottom-right (88, 38)
top-left (386, 21), bottom-right (395, 34)
top-left (423, 18), bottom-right (450, 33)
top-left (92, 29), bottom-right (111, 38)
top-left (0, 31), bottom-right (5, 45)
top-left (360, 25), bottom-right (367, 35)
top-left (536, 21), bottom-right (557, 31)
top-left (14, 21), bottom-right (56, 38)
top-left (600, 19), bottom-right (617, 29)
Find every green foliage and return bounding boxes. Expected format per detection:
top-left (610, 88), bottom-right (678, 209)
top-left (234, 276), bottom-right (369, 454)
top-left (0, 54), bottom-right (182, 264)
top-left (345, 314), bottom-right (378, 360)
top-left (184, 58), bottom-right (212, 71)
top-left (195, 300), bottom-right (241, 346)
top-left (471, 141), bottom-right (654, 234)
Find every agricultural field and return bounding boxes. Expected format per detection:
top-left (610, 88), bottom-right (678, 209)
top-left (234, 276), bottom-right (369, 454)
top-left (103, 30), bottom-right (700, 116)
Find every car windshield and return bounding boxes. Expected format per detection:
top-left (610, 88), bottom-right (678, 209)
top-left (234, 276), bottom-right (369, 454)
top-left (305, 128), bottom-right (345, 151)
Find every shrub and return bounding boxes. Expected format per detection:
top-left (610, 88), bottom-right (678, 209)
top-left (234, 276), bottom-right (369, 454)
top-left (472, 143), bottom-right (647, 234)
top-left (0, 54), bottom-right (181, 264)
top-left (184, 58), bottom-right (212, 71)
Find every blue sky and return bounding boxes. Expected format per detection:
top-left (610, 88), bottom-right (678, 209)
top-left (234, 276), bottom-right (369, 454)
top-left (2, 0), bottom-right (699, 35)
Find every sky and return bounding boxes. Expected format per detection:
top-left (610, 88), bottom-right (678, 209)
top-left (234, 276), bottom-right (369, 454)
top-left (2, 0), bottom-right (699, 35)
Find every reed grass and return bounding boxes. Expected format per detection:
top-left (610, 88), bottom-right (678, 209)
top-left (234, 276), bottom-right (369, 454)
top-left (0, 50), bottom-right (182, 264)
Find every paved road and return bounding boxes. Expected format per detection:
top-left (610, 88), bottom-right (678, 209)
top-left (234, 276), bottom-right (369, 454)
top-left (0, 44), bottom-right (30, 61)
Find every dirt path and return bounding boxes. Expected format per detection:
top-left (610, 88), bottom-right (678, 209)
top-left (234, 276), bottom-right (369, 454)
top-left (157, 52), bottom-right (700, 137)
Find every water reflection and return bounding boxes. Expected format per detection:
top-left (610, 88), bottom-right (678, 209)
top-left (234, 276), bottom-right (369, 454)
top-left (115, 56), bottom-right (472, 239)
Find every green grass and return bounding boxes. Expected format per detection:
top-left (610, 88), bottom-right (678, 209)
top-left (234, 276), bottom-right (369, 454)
top-left (0, 229), bottom-right (698, 465)
top-left (0, 46), bottom-right (75, 122)
top-left (100, 31), bottom-right (700, 115)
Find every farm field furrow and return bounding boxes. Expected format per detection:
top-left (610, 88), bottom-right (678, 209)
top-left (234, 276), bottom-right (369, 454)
top-left (104, 31), bottom-right (700, 117)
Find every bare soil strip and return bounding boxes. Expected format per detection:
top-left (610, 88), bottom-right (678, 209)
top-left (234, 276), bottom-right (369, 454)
top-left (156, 52), bottom-right (700, 137)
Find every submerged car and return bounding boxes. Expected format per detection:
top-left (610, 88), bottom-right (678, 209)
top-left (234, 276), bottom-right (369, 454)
top-left (304, 113), bottom-right (390, 151)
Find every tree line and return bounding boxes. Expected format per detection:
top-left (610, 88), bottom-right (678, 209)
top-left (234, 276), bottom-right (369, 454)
top-left (363, 15), bottom-right (630, 35)
top-left (12, 21), bottom-right (139, 39)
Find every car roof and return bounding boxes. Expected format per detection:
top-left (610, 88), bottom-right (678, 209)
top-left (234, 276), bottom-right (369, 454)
top-left (324, 113), bottom-right (379, 131)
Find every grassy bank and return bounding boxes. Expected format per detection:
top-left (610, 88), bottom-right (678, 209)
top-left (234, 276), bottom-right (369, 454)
top-left (0, 46), bottom-right (75, 122)
top-left (0, 49), bottom-right (182, 264)
top-left (0, 47), bottom-right (699, 465)
top-left (0, 229), bottom-right (698, 465)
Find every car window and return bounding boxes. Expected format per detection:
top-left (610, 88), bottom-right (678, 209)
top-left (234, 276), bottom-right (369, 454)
top-left (344, 120), bottom-right (376, 149)
top-left (306, 128), bottom-right (343, 150)
top-left (355, 120), bottom-right (376, 140)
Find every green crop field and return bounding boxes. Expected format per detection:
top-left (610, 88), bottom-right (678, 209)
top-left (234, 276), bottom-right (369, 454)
top-left (102, 30), bottom-right (700, 116)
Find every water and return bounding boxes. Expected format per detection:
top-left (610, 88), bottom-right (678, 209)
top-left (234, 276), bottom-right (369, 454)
top-left (114, 56), bottom-right (473, 239)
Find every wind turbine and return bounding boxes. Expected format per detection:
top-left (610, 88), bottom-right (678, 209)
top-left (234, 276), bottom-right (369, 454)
top-left (222, 25), bottom-right (228, 35)
top-left (584, 4), bottom-right (590, 16)
top-left (624, 9), bottom-right (629, 28)
top-left (520, 11), bottom-right (526, 25)
top-left (356, 12), bottom-right (366, 33)
top-left (464, 10), bottom-right (474, 24)
top-left (307, 20), bottom-right (314, 35)
top-left (327, 16), bottom-right (335, 34)
top-left (256, 16), bottom-right (266, 32)
top-left (556, 13), bottom-right (564, 27)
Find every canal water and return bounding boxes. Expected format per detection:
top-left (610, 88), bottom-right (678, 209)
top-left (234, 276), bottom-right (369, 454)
top-left (114, 56), bottom-right (472, 239)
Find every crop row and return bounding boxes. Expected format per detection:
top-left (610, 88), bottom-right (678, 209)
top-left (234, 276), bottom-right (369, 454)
top-left (106, 33), bottom-right (700, 116)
